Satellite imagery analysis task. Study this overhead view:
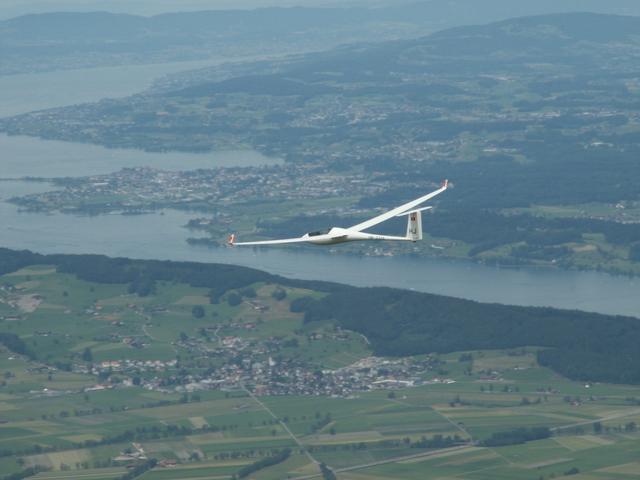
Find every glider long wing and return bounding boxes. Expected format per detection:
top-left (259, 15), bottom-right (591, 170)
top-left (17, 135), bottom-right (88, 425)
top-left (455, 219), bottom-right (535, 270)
top-left (230, 236), bottom-right (309, 246)
top-left (348, 180), bottom-right (448, 233)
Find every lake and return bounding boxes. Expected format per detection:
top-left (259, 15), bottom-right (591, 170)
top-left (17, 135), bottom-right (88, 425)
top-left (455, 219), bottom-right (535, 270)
top-left (0, 57), bottom-right (263, 118)
top-left (1, 134), bottom-right (282, 178)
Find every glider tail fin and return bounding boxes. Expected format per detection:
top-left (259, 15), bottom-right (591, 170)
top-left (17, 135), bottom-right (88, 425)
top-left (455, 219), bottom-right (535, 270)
top-left (406, 211), bottom-right (423, 242)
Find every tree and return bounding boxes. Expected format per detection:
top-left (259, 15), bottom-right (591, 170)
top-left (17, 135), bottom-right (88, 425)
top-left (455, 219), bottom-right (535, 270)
top-left (236, 449), bottom-right (291, 478)
top-left (192, 305), bottom-right (205, 319)
top-left (272, 288), bottom-right (287, 301)
top-left (459, 353), bottom-right (473, 362)
top-left (81, 347), bottom-right (93, 362)
top-left (319, 463), bottom-right (337, 480)
top-left (127, 277), bottom-right (156, 297)
top-left (227, 292), bottom-right (242, 307)
top-left (593, 422), bottom-right (603, 434)
top-left (240, 287), bottom-right (256, 298)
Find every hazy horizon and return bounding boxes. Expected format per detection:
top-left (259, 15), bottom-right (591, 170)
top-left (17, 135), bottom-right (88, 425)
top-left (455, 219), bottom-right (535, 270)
top-left (0, 0), bottom-right (403, 20)
top-left (3, 0), bottom-right (640, 21)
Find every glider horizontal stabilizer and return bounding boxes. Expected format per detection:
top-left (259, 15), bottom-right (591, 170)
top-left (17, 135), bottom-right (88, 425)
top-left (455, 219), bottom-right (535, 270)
top-left (395, 206), bottom-right (433, 217)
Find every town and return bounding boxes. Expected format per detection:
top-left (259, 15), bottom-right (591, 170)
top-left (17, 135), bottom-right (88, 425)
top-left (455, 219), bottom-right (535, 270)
top-left (10, 165), bottom-right (386, 216)
top-left (1, 278), bottom-right (445, 399)
top-left (71, 331), bottom-right (442, 398)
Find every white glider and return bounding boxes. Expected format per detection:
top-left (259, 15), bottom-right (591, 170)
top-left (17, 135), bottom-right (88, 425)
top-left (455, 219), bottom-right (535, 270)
top-left (228, 180), bottom-right (448, 246)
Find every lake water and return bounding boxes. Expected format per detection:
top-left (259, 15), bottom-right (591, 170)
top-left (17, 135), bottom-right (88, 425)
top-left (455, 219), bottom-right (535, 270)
top-left (0, 63), bottom-right (638, 318)
top-left (0, 57), bottom-right (259, 118)
top-left (1, 134), bottom-right (282, 178)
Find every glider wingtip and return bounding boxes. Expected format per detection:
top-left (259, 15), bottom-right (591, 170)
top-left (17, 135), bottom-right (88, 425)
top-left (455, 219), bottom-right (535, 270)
top-left (226, 233), bottom-right (236, 246)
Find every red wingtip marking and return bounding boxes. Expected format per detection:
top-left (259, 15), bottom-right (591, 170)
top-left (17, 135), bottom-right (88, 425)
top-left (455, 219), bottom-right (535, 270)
top-left (227, 234), bottom-right (236, 246)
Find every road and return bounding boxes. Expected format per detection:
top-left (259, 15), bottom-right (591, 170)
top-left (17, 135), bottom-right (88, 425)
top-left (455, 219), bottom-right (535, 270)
top-left (552, 407), bottom-right (640, 432)
top-left (289, 444), bottom-right (475, 480)
top-left (241, 385), bottom-right (322, 468)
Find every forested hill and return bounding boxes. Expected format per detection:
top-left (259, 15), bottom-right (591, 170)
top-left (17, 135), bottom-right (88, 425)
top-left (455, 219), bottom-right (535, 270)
top-left (4, 2), bottom-right (640, 74)
top-left (2, 248), bottom-right (640, 385)
top-left (165, 12), bottom-right (640, 94)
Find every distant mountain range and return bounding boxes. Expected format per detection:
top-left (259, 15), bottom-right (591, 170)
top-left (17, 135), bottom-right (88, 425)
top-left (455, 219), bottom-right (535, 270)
top-left (59, 11), bottom-right (640, 126)
top-left (3, 1), bottom-right (640, 74)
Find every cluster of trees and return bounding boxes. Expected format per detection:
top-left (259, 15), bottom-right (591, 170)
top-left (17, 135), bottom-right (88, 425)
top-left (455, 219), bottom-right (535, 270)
top-left (0, 333), bottom-right (34, 360)
top-left (225, 292), bottom-right (242, 306)
top-left (0, 248), bottom-right (282, 302)
top-left (234, 448), bottom-right (291, 479)
top-left (481, 427), bottom-right (551, 447)
top-left (537, 348), bottom-right (640, 385)
top-left (411, 434), bottom-right (463, 449)
top-left (319, 463), bottom-right (337, 480)
top-left (272, 288), bottom-right (287, 300)
top-left (309, 413), bottom-right (332, 434)
top-left (120, 459), bottom-right (157, 480)
top-left (0, 467), bottom-right (47, 480)
top-left (127, 277), bottom-right (156, 297)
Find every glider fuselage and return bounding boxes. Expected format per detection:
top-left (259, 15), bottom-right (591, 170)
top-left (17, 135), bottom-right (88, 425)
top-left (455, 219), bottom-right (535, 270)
top-left (303, 227), bottom-right (410, 245)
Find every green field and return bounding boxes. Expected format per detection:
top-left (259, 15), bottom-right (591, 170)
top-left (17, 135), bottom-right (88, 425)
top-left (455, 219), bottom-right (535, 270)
top-left (1, 265), bottom-right (640, 479)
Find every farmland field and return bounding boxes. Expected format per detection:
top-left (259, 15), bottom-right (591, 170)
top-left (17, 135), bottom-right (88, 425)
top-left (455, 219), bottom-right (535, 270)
top-left (0, 263), bottom-right (640, 479)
